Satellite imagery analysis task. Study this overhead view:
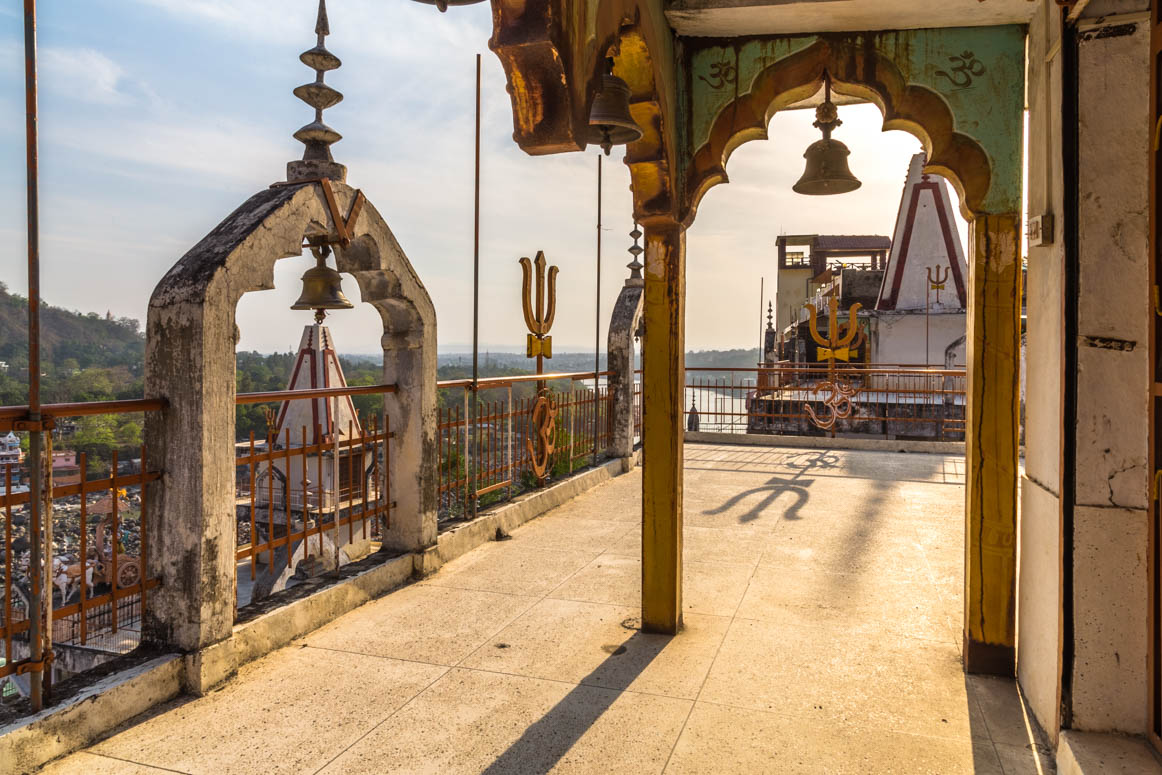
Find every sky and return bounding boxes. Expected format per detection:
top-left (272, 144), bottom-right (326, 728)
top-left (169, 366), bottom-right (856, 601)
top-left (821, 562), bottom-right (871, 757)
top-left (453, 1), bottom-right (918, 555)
top-left (0, 0), bottom-right (967, 356)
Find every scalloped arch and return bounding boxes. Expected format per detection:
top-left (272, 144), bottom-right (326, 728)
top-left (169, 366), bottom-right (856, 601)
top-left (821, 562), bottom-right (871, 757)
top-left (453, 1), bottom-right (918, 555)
top-left (685, 38), bottom-right (991, 225)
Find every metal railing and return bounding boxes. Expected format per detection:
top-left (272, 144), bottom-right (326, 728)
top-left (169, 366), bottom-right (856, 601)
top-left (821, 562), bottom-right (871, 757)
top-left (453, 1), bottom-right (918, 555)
top-left (685, 365), bottom-right (966, 441)
top-left (437, 372), bottom-right (613, 522)
top-left (233, 385), bottom-right (392, 610)
top-left (0, 398), bottom-right (163, 700)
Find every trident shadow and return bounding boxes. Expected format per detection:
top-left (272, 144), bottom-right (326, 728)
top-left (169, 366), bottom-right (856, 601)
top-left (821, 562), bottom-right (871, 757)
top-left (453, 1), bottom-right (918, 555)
top-left (804, 297), bottom-right (863, 433)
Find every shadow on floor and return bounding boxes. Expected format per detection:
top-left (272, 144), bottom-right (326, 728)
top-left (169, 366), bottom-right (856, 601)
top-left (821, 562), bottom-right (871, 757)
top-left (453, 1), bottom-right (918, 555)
top-left (700, 449), bottom-right (839, 522)
top-left (480, 627), bottom-right (668, 775)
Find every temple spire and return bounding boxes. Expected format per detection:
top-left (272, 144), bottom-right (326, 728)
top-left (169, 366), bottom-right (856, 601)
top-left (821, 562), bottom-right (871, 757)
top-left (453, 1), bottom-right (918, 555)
top-left (288, 0), bottom-right (347, 182)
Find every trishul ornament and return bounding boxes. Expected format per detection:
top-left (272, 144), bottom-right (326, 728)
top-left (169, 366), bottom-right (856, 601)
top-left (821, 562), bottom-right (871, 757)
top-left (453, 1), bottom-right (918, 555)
top-left (804, 298), bottom-right (863, 431)
top-left (519, 251), bottom-right (558, 371)
top-left (927, 265), bottom-right (949, 304)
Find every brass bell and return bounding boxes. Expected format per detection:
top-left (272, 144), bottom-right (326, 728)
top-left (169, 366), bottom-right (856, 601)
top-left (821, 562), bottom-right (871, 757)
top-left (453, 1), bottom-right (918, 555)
top-left (792, 70), bottom-right (861, 196)
top-left (793, 138), bottom-right (862, 195)
top-left (588, 57), bottom-right (643, 155)
top-left (291, 244), bottom-right (354, 321)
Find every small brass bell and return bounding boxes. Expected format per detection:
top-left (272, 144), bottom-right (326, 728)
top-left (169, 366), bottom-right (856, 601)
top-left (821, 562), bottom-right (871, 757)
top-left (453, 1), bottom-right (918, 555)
top-left (588, 57), bottom-right (643, 155)
top-left (292, 244), bottom-right (354, 322)
top-left (792, 70), bottom-right (862, 196)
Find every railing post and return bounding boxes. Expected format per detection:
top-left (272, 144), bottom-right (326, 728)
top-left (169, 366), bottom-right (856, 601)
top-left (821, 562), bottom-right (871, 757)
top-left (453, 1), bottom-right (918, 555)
top-left (506, 386), bottom-right (513, 501)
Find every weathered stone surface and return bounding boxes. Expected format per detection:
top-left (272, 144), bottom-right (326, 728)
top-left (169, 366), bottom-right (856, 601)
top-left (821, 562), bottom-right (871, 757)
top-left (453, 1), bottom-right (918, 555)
top-left (144, 181), bottom-right (437, 653)
top-left (606, 283), bottom-right (642, 459)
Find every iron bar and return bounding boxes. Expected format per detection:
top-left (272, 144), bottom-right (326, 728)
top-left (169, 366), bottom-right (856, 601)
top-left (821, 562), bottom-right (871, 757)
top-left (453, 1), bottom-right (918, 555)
top-left (593, 153), bottom-right (602, 468)
top-left (471, 53), bottom-right (481, 519)
top-left (23, 0), bottom-right (45, 711)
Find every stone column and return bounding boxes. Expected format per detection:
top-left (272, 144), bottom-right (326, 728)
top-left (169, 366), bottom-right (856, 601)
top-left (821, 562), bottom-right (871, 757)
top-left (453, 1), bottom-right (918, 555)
top-left (607, 282), bottom-right (643, 460)
top-left (143, 295), bottom-right (237, 657)
top-left (963, 212), bottom-right (1022, 676)
top-left (641, 219), bottom-right (685, 635)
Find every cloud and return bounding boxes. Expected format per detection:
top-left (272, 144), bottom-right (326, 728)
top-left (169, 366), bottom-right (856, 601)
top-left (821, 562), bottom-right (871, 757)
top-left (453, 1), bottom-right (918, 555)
top-left (40, 47), bottom-right (131, 105)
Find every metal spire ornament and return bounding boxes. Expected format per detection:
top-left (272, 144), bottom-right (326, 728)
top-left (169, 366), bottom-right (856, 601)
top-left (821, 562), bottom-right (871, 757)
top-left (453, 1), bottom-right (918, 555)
top-left (626, 223), bottom-right (643, 286)
top-left (288, 0), bottom-right (346, 183)
top-left (792, 70), bottom-right (862, 196)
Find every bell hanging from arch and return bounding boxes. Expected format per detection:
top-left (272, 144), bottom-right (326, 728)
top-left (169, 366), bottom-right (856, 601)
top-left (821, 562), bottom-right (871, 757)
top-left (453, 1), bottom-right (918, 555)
top-left (291, 244), bottom-right (354, 320)
top-left (793, 138), bottom-right (862, 195)
top-left (588, 57), bottom-right (643, 155)
top-left (792, 69), bottom-right (861, 196)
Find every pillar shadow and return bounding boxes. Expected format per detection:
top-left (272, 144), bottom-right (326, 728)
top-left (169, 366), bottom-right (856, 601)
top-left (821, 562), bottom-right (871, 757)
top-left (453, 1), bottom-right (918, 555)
top-left (480, 628), bottom-right (668, 775)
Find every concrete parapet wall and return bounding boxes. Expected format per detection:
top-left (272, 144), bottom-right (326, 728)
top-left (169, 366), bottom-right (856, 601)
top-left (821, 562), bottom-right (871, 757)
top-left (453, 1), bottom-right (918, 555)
top-left (686, 430), bottom-right (964, 455)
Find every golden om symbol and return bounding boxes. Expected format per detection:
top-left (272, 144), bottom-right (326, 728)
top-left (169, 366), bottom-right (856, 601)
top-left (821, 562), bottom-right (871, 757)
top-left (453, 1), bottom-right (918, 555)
top-left (526, 393), bottom-right (558, 480)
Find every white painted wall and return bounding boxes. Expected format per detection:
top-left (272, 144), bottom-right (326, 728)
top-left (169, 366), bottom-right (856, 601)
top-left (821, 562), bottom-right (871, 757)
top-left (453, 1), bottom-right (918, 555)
top-left (867, 311), bottom-right (966, 366)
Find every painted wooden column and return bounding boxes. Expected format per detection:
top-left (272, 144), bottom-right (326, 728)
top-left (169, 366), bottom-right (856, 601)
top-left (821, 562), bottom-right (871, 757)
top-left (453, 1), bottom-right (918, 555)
top-left (641, 219), bottom-right (685, 634)
top-left (963, 212), bottom-right (1022, 676)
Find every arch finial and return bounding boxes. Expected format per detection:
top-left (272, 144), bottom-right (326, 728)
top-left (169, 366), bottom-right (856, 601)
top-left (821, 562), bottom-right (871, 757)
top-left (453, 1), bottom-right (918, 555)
top-left (288, 0), bottom-right (346, 182)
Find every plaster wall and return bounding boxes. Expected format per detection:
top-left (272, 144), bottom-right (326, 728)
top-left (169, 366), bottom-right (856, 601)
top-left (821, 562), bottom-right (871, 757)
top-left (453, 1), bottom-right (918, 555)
top-left (776, 267), bottom-right (813, 332)
top-left (1070, 11), bottom-right (1150, 733)
top-left (1019, 0), bottom-right (1065, 739)
top-left (867, 312), bottom-right (966, 366)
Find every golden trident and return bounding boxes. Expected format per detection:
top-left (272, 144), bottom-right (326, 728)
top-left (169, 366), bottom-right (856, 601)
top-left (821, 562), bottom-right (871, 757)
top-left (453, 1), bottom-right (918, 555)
top-left (804, 297), bottom-right (863, 431)
top-left (519, 251), bottom-right (560, 480)
top-left (927, 265), bottom-right (949, 304)
top-left (519, 251), bottom-right (558, 373)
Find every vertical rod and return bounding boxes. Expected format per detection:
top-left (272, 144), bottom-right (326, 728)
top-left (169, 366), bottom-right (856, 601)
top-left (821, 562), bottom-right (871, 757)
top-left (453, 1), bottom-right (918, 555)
top-left (333, 400), bottom-right (341, 558)
top-left (23, 0), bottom-right (44, 712)
top-left (138, 443), bottom-right (148, 622)
top-left (594, 154), bottom-right (602, 467)
top-left (4, 467), bottom-right (13, 666)
top-left (110, 450), bottom-right (119, 635)
top-left (248, 433), bottom-right (256, 581)
top-left (77, 456), bottom-right (86, 645)
top-left (283, 429), bottom-right (291, 569)
top-left (506, 386), bottom-right (513, 502)
top-left (759, 277), bottom-right (765, 366)
top-left (470, 53), bottom-right (482, 519)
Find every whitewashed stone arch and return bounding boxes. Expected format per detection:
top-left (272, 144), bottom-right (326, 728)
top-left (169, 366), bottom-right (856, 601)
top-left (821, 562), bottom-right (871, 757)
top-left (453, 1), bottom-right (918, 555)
top-left (143, 181), bottom-right (436, 653)
top-left (607, 283), bottom-right (644, 460)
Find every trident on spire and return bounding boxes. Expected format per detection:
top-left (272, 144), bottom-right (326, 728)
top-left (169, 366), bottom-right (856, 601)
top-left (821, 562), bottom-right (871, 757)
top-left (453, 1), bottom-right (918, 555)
top-left (288, 0), bottom-right (345, 182)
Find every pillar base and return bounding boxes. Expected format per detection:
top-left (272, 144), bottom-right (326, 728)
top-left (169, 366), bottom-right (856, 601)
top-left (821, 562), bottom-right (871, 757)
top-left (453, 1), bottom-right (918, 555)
top-left (964, 635), bottom-right (1015, 676)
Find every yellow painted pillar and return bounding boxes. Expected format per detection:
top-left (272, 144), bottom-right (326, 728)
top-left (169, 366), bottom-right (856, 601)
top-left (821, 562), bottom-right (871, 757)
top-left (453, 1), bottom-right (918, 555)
top-left (963, 212), bottom-right (1022, 676)
top-left (641, 219), bottom-right (685, 634)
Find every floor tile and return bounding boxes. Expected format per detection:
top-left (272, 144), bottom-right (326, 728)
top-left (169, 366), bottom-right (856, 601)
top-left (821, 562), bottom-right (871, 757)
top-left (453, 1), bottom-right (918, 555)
top-left (306, 583), bottom-right (539, 665)
top-left (426, 542), bottom-right (598, 597)
top-left (698, 618), bottom-right (979, 741)
top-left (549, 553), bottom-right (752, 617)
top-left (318, 668), bottom-right (691, 774)
top-left (38, 753), bottom-right (186, 775)
top-left (666, 701), bottom-right (1003, 775)
top-left (90, 646), bottom-right (446, 775)
top-left (460, 598), bottom-right (729, 699)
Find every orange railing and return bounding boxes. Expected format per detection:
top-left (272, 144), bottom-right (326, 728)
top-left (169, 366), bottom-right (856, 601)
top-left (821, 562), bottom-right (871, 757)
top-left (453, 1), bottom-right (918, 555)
top-left (1, 398), bottom-right (163, 694)
top-left (684, 365), bottom-right (966, 441)
top-left (233, 385), bottom-right (392, 610)
top-left (436, 372), bottom-right (613, 522)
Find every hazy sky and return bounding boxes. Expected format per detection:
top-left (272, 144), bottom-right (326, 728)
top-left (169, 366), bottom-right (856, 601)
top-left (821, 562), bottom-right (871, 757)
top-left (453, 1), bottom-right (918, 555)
top-left (0, 1), bottom-right (967, 356)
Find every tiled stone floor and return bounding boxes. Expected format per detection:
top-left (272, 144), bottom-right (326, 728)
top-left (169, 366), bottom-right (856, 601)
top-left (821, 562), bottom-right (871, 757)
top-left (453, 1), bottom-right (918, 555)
top-left (40, 444), bottom-right (1054, 774)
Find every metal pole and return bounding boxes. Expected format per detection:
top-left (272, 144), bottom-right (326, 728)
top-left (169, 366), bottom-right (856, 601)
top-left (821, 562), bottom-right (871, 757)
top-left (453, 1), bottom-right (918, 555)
top-left (593, 154), bottom-right (602, 467)
top-left (470, 53), bottom-right (481, 518)
top-left (758, 277), bottom-right (765, 364)
top-left (23, 0), bottom-right (46, 712)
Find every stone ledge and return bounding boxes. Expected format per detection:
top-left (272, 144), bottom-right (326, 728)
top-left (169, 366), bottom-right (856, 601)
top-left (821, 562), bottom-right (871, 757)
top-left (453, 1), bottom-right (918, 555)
top-left (0, 654), bottom-right (184, 775)
top-left (1057, 730), bottom-right (1162, 774)
top-left (687, 430), bottom-right (965, 454)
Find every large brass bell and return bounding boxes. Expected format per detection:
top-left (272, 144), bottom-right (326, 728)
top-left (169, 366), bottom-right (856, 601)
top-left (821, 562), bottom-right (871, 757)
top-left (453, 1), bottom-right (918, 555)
top-left (793, 138), bottom-right (861, 195)
top-left (292, 244), bottom-right (353, 321)
top-left (588, 57), bottom-right (643, 155)
top-left (792, 70), bottom-right (861, 196)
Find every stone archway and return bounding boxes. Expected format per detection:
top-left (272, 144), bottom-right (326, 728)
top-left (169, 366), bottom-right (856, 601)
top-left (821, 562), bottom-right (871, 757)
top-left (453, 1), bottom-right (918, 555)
top-left (674, 30), bottom-right (1024, 672)
top-left (142, 180), bottom-right (437, 656)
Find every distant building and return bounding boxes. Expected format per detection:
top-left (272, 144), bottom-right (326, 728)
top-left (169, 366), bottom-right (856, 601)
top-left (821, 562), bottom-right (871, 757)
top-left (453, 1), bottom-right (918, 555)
top-left (776, 152), bottom-right (967, 368)
top-left (0, 431), bottom-right (23, 482)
